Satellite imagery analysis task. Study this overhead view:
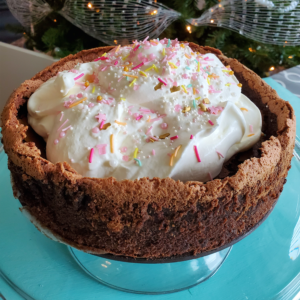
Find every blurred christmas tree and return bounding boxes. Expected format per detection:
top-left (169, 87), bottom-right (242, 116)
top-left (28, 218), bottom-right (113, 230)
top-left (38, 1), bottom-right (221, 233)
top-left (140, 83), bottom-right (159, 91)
top-left (7, 0), bottom-right (300, 77)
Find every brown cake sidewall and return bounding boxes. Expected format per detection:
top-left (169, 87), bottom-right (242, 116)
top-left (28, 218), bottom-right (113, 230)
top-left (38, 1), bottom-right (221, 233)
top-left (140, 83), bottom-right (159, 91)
top-left (1, 43), bottom-right (295, 258)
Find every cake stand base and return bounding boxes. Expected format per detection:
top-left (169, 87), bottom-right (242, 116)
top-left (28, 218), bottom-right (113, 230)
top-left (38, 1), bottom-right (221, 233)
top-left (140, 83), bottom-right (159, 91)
top-left (68, 246), bottom-right (232, 294)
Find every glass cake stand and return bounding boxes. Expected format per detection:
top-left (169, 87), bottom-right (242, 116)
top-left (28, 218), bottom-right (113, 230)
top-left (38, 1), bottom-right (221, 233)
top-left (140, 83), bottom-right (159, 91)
top-left (1, 79), bottom-right (300, 299)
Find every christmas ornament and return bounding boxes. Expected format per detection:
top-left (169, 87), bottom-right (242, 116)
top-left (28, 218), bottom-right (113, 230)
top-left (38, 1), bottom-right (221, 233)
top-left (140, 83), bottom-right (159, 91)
top-left (6, 0), bottom-right (300, 46)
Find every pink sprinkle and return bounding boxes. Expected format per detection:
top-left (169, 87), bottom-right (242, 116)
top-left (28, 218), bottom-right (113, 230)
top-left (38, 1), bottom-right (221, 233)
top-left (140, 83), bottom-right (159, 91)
top-left (133, 85), bottom-right (140, 91)
top-left (208, 172), bottom-right (213, 181)
top-left (62, 125), bottom-right (71, 132)
top-left (133, 44), bottom-right (140, 51)
top-left (100, 120), bottom-right (105, 129)
top-left (132, 62), bottom-right (144, 70)
top-left (182, 74), bottom-right (189, 79)
top-left (118, 77), bottom-right (124, 82)
top-left (59, 132), bottom-right (65, 138)
top-left (194, 145), bottom-right (201, 162)
top-left (216, 150), bottom-right (224, 158)
top-left (249, 125), bottom-right (253, 133)
top-left (101, 66), bottom-right (108, 71)
top-left (88, 103), bottom-right (95, 108)
top-left (120, 147), bottom-right (127, 153)
top-left (190, 135), bottom-right (193, 139)
top-left (75, 82), bottom-right (85, 86)
top-left (148, 136), bottom-right (159, 141)
top-left (208, 120), bottom-right (214, 126)
top-left (74, 73), bottom-right (84, 81)
top-left (136, 115), bottom-right (143, 121)
top-left (59, 111), bottom-right (64, 121)
top-left (100, 56), bottom-right (108, 61)
top-left (114, 60), bottom-right (118, 65)
top-left (77, 93), bottom-right (83, 98)
top-left (143, 36), bottom-right (149, 43)
top-left (69, 94), bottom-right (76, 100)
top-left (198, 109), bottom-right (203, 115)
top-left (146, 126), bottom-right (153, 135)
top-left (128, 105), bottom-right (134, 109)
top-left (57, 119), bottom-right (68, 132)
top-left (170, 135), bottom-right (178, 140)
top-left (70, 69), bottom-right (79, 73)
top-left (93, 57), bottom-right (101, 62)
top-left (92, 127), bottom-right (100, 133)
top-left (139, 108), bottom-right (152, 113)
top-left (175, 104), bottom-right (181, 112)
top-left (158, 78), bottom-right (167, 86)
top-left (122, 155), bottom-right (129, 162)
top-left (89, 148), bottom-right (94, 163)
top-left (54, 139), bottom-right (59, 145)
top-left (152, 149), bottom-right (155, 156)
top-left (96, 144), bottom-right (107, 155)
top-left (161, 123), bottom-right (168, 129)
top-left (167, 153), bottom-right (172, 157)
top-left (95, 113), bottom-right (106, 123)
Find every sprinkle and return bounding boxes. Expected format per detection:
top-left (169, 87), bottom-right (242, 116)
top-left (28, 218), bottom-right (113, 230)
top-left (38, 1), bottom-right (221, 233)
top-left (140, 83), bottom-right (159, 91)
top-left (182, 106), bottom-right (191, 113)
top-left (197, 61), bottom-right (200, 72)
top-left (115, 45), bottom-right (121, 52)
top-left (225, 83), bottom-right (231, 87)
top-left (59, 111), bottom-right (64, 121)
top-left (159, 133), bottom-right (170, 139)
top-left (170, 86), bottom-right (181, 93)
top-left (207, 77), bottom-right (211, 85)
top-left (123, 74), bottom-right (138, 78)
top-left (152, 64), bottom-right (159, 73)
top-left (129, 78), bottom-right (137, 87)
top-left (187, 84), bottom-right (193, 88)
top-left (208, 120), bottom-right (214, 126)
top-left (74, 73), bottom-right (84, 80)
top-left (195, 96), bottom-right (201, 100)
top-left (190, 135), bottom-right (193, 139)
top-left (84, 81), bottom-right (90, 87)
top-left (170, 135), bottom-right (178, 140)
top-left (100, 120), bottom-right (105, 129)
top-left (180, 44), bottom-right (185, 48)
top-left (216, 150), bottom-right (224, 158)
top-left (115, 120), bottom-right (127, 126)
top-left (133, 148), bottom-right (139, 158)
top-left (247, 133), bottom-right (255, 137)
top-left (174, 145), bottom-right (182, 157)
top-left (185, 54), bottom-right (191, 59)
top-left (146, 126), bottom-right (153, 135)
top-left (240, 107), bottom-right (248, 112)
top-left (101, 123), bottom-right (111, 130)
top-left (101, 66), bottom-right (108, 72)
top-left (139, 71), bottom-right (147, 77)
top-left (169, 153), bottom-right (175, 166)
top-left (57, 119), bottom-right (68, 132)
top-left (69, 97), bottom-right (87, 108)
top-left (152, 149), bottom-right (156, 156)
top-left (136, 115), bottom-right (143, 121)
top-left (208, 172), bottom-right (213, 181)
top-left (92, 127), bottom-right (99, 133)
top-left (249, 125), bottom-right (253, 133)
top-left (122, 53), bottom-right (130, 60)
top-left (162, 48), bottom-right (166, 56)
top-left (154, 82), bottom-right (163, 91)
top-left (186, 67), bottom-right (191, 70)
top-left (92, 86), bottom-right (95, 93)
top-left (122, 155), bottom-right (129, 162)
top-left (89, 148), bottom-right (94, 163)
top-left (238, 83), bottom-right (243, 87)
top-left (110, 134), bottom-right (114, 153)
top-left (193, 100), bottom-right (196, 108)
top-left (54, 139), bottom-right (59, 145)
top-left (132, 62), bottom-right (144, 70)
top-left (181, 85), bottom-right (188, 94)
top-left (161, 123), bottom-right (168, 129)
top-left (199, 103), bottom-right (207, 112)
top-left (133, 44), bottom-right (140, 51)
top-left (194, 145), bottom-right (201, 162)
top-left (96, 144), bottom-right (107, 155)
top-left (168, 62), bottom-right (178, 69)
top-left (193, 88), bottom-right (197, 95)
top-left (62, 125), bottom-right (71, 132)
top-left (158, 78), bottom-right (167, 86)
top-left (203, 98), bottom-right (210, 104)
top-left (145, 65), bottom-right (154, 72)
top-left (222, 70), bottom-right (231, 73)
top-left (147, 116), bottom-right (151, 122)
top-left (120, 97), bottom-right (126, 101)
top-left (167, 39), bottom-right (171, 47)
top-left (134, 158), bottom-right (142, 166)
top-left (229, 71), bottom-right (234, 75)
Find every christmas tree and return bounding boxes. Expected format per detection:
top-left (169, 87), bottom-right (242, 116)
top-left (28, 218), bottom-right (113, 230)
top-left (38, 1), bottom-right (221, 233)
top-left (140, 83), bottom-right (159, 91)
top-left (7, 0), bottom-right (300, 77)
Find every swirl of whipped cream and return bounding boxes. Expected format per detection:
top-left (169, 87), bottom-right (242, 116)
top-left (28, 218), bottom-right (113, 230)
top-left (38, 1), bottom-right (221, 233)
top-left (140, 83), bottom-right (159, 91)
top-left (28, 39), bottom-right (261, 182)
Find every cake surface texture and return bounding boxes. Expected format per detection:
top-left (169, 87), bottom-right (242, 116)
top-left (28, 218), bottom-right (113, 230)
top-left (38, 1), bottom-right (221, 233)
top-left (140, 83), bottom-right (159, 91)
top-left (1, 42), bottom-right (296, 259)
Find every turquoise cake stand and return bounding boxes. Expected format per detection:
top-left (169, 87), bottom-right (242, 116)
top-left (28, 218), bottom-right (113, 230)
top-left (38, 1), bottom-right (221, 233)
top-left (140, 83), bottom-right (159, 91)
top-left (1, 78), bottom-right (300, 299)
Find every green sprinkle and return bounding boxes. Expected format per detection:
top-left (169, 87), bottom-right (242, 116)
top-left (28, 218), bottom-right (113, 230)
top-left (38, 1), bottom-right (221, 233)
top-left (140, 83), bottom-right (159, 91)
top-left (167, 39), bottom-right (171, 48)
top-left (187, 84), bottom-right (192, 88)
top-left (193, 99), bottom-right (196, 108)
top-left (126, 76), bottom-right (130, 81)
top-left (134, 158), bottom-right (142, 166)
top-left (185, 66), bottom-right (191, 70)
top-left (194, 59), bottom-right (198, 64)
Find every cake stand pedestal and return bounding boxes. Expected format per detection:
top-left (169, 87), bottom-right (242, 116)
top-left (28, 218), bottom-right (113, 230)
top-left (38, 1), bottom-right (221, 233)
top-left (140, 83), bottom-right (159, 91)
top-left (68, 246), bottom-right (231, 294)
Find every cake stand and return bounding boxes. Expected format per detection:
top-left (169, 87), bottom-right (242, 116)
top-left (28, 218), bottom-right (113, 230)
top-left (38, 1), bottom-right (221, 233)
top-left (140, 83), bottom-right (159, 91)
top-left (1, 79), bottom-right (300, 299)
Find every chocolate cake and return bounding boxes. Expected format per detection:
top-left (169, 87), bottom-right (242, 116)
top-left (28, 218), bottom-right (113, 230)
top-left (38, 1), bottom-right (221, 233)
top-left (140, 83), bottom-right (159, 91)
top-left (1, 43), bottom-right (295, 259)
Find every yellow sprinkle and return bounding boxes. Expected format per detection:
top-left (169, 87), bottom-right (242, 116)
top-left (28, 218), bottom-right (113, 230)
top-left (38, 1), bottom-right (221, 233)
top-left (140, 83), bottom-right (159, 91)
top-left (225, 83), bottom-right (231, 86)
top-left (168, 62), bottom-right (178, 69)
top-left (193, 87), bottom-right (197, 95)
top-left (120, 97), bottom-right (126, 101)
top-left (240, 107), bottom-right (248, 111)
top-left (139, 71), bottom-right (147, 77)
top-left (69, 97), bottom-right (87, 108)
top-left (169, 153), bottom-right (175, 166)
top-left (238, 83), bottom-right (243, 87)
top-left (180, 44), bottom-right (185, 48)
top-left (115, 45), bottom-right (120, 52)
top-left (123, 74), bottom-right (138, 78)
top-left (122, 53), bottom-right (130, 60)
top-left (195, 96), bottom-right (201, 100)
top-left (110, 134), bottom-right (114, 153)
top-left (229, 71), bottom-right (234, 75)
top-left (133, 148), bottom-right (138, 158)
top-left (152, 64), bottom-right (159, 73)
top-left (101, 53), bottom-right (107, 57)
top-left (207, 77), bottom-right (210, 85)
top-left (197, 61), bottom-right (200, 72)
top-left (247, 133), bottom-right (255, 137)
top-left (203, 98), bottom-right (210, 104)
top-left (181, 85), bottom-right (188, 94)
top-left (162, 48), bottom-right (166, 56)
top-left (115, 120), bottom-right (127, 126)
top-left (199, 103), bottom-right (207, 112)
top-left (145, 65), bottom-right (154, 72)
top-left (124, 66), bottom-right (129, 72)
top-left (174, 145), bottom-right (182, 157)
top-left (129, 78), bottom-right (137, 87)
top-left (84, 81), bottom-right (90, 87)
top-left (97, 96), bottom-right (103, 102)
top-left (222, 70), bottom-right (231, 73)
top-left (92, 86), bottom-right (95, 93)
top-left (185, 54), bottom-right (191, 59)
top-left (147, 115), bottom-right (151, 122)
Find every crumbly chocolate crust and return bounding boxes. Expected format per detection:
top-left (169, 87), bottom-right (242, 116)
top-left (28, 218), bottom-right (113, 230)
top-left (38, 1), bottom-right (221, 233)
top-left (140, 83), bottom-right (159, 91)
top-left (1, 43), bottom-right (296, 259)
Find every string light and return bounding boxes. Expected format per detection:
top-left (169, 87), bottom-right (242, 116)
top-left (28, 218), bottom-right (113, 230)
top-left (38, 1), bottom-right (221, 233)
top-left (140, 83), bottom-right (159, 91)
top-left (269, 66), bottom-right (275, 71)
top-left (288, 56), bottom-right (293, 59)
top-left (114, 40), bottom-right (118, 44)
top-left (87, 2), bottom-right (93, 9)
top-left (151, 10), bottom-right (157, 15)
top-left (186, 25), bottom-right (192, 33)
top-left (210, 19), bottom-right (214, 23)
top-left (53, 19), bottom-right (57, 22)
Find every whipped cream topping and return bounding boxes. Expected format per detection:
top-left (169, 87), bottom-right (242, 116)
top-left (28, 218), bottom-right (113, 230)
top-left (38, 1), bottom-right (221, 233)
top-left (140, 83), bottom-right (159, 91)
top-left (28, 39), bottom-right (262, 182)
